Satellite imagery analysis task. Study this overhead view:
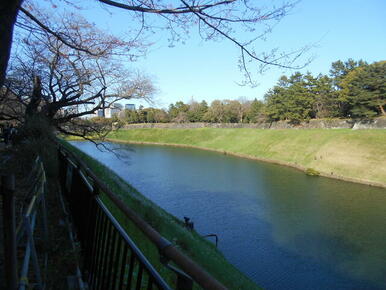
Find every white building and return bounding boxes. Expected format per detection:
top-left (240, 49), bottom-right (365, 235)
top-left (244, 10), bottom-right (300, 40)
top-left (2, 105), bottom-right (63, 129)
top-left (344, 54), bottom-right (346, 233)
top-left (105, 103), bottom-right (123, 118)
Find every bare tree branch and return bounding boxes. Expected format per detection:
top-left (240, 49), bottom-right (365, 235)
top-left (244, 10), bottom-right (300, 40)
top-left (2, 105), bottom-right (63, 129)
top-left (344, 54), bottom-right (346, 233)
top-left (180, 0), bottom-right (299, 69)
top-left (98, 0), bottom-right (237, 14)
top-left (20, 7), bottom-right (101, 56)
top-left (5, 11), bottom-right (156, 140)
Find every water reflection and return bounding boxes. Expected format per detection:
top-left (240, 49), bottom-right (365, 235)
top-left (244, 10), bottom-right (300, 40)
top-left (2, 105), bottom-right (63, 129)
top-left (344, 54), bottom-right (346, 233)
top-left (261, 170), bottom-right (386, 288)
top-left (72, 141), bottom-right (386, 289)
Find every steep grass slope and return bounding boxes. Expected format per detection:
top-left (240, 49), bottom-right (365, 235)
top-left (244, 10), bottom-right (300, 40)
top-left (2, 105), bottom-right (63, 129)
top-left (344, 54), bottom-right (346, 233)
top-left (108, 128), bottom-right (386, 187)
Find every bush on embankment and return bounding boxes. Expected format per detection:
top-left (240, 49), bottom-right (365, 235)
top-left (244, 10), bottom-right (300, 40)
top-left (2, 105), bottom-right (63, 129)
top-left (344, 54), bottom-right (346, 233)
top-left (107, 128), bottom-right (386, 187)
top-left (61, 140), bottom-right (259, 289)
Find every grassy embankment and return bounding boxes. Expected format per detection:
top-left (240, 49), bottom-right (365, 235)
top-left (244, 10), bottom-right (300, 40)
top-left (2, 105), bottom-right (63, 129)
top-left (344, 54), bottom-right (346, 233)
top-left (108, 128), bottom-right (386, 188)
top-left (62, 141), bottom-right (259, 289)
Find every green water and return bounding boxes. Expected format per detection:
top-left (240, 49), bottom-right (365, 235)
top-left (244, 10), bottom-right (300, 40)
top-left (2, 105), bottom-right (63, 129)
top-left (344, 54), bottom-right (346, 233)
top-left (73, 141), bottom-right (386, 289)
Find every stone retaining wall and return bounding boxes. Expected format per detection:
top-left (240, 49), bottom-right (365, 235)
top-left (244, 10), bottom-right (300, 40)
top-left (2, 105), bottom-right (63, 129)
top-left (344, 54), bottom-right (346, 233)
top-left (123, 118), bottom-right (386, 130)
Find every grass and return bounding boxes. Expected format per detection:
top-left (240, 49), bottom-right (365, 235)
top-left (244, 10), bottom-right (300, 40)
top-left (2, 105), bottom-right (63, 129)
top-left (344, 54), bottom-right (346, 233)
top-left (107, 128), bottom-right (386, 187)
top-left (61, 140), bottom-right (259, 290)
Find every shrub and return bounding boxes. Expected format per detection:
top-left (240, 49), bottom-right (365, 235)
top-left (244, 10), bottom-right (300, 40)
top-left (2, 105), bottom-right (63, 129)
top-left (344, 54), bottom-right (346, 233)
top-left (305, 168), bottom-right (320, 176)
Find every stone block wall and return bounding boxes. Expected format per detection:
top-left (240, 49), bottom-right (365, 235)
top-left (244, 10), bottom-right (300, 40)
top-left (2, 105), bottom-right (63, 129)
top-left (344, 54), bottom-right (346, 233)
top-left (123, 118), bottom-right (386, 130)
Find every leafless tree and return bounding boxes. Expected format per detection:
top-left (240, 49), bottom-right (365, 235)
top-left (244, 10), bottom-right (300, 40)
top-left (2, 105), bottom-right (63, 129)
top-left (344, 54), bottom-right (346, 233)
top-left (4, 12), bottom-right (155, 140)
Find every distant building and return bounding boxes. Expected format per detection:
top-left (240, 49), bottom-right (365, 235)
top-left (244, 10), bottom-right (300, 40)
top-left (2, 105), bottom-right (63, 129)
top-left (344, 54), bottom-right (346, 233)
top-left (125, 104), bottom-right (136, 111)
top-left (104, 103), bottom-right (123, 118)
top-left (94, 110), bottom-right (104, 117)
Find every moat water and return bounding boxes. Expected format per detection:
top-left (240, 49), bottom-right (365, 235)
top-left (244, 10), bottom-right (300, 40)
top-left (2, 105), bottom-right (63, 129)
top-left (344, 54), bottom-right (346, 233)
top-left (72, 141), bottom-right (386, 290)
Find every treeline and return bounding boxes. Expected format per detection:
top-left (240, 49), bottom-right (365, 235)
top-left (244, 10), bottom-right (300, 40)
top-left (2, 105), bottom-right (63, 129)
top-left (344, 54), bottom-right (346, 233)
top-left (98, 59), bottom-right (385, 125)
top-left (265, 59), bottom-right (385, 123)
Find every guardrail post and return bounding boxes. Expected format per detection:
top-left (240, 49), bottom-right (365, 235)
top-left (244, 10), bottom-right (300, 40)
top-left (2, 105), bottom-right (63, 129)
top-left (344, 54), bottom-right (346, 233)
top-left (161, 258), bottom-right (193, 290)
top-left (1, 175), bottom-right (18, 290)
top-left (83, 185), bottom-right (99, 276)
top-left (40, 163), bottom-right (48, 245)
top-left (24, 214), bottom-right (43, 290)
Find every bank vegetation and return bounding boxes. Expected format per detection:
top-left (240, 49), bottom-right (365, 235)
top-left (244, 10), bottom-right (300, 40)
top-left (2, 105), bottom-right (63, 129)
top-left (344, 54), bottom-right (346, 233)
top-left (108, 128), bottom-right (386, 188)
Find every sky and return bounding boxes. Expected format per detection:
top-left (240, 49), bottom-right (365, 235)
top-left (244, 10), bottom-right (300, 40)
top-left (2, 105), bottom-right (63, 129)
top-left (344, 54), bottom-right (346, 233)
top-left (48, 0), bottom-right (386, 109)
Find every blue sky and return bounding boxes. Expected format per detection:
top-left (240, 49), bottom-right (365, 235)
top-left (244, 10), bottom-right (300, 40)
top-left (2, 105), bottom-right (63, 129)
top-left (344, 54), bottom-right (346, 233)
top-left (60, 1), bottom-right (386, 108)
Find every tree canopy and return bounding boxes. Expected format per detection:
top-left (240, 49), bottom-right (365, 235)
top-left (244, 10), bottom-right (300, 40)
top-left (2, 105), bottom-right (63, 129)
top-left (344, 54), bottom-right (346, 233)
top-left (2, 11), bottom-right (155, 138)
top-left (112, 59), bottom-right (385, 125)
top-left (340, 61), bottom-right (386, 118)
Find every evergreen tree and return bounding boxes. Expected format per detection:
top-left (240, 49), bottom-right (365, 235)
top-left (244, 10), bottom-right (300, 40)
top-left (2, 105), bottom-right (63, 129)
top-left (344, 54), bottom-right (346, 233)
top-left (330, 59), bottom-right (367, 89)
top-left (245, 99), bottom-right (265, 122)
top-left (309, 75), bottom-right (338, 118)
top-left (329, 59), bottom-right (367, 117)
top-left (340, 61), bottom-right (386, 118)
top-left (169, 101), bottom-right (189, 120)
top-left (265, 73), bottom-right (314, 123)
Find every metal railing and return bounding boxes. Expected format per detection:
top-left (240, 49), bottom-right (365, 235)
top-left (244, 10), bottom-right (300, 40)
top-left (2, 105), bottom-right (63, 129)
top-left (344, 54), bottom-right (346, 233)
top-left (18, 156), bottom-right (48, 290)
top-left (1, 156), bottom-right (48, 290)
top-left (57, 141), bottom-right (227, 290)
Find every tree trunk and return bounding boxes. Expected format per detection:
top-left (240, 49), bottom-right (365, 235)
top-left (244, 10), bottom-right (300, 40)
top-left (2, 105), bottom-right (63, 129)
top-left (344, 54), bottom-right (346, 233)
top-left (379, 104), bottom-right (385, 116)
top-left (0, 0), bottom-right (23, 88)
top-left (22, 76), bottom-right (53, 140)
top-left (25, 75), bottom-right (42, 118)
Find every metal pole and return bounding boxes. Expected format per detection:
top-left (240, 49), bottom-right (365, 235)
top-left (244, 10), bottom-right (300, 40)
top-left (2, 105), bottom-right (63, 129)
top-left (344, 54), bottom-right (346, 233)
top-left (40, 164), bottom-right (48, 244)
top-left (1, 175), bottom-right (18, 290)
top-left (19, 212), bottom-right (37, 290)
top-left (24, 215), bottom-right (43, 290)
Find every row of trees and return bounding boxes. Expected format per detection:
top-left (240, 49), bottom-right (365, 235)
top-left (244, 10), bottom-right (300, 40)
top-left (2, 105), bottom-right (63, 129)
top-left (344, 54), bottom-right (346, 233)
top-left (265, 59), bottom-right (385, 122)
top-left (107, 59), bottom-right (385, 125)
top-left (113, 99), bottom-right (264, 124)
